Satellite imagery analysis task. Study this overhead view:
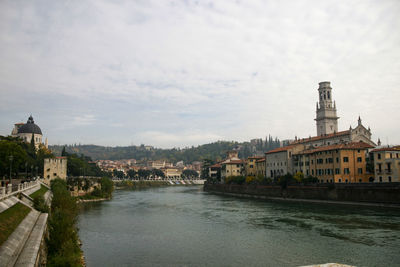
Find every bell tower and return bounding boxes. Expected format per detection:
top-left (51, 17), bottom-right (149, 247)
top-left (315, 81), bottom-right (339, 136)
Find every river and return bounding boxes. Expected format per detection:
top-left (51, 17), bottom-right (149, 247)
top-left (78, 186), bottom-right (400, 267)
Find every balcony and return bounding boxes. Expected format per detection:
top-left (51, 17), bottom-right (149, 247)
top-left (375, 169), bottom-right (383, 174)
top-left (385, 169), bottom-right (392, 174)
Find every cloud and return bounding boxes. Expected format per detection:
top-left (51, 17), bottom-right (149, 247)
top-left (0, 0), bottom-right (399, 147)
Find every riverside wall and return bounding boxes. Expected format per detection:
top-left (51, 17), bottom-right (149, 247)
top-left (204, 183), bottom-right (400, 206)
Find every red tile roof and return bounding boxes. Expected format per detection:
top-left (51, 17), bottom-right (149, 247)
top-left (210, 163), bottom-right (221, 168)
top-left (248, 156), bottom-right (264, 159)
top-left (224, 160), bottom-right (244, 164)
top-left (297, 141), bottom-right (374, 155)
top-left (290, 130), bottom-right (350, 144)
top-left (256, 158), bottom-right (265, 162)
top-left (371, 146), bottom-right (400, 153)
top-left (265, 145), bottom-right (298, 154)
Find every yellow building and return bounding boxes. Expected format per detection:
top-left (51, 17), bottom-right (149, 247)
top-left (43, 157), bottom-right (67, 185)
top-left (245, 156), bottom-right (263, 176)
top-left (293, 142), bottom-right (373, 183)
top-left (371, 146), bottom-right (400, 182)
top-left (162, 167), bottom-right (182, 179)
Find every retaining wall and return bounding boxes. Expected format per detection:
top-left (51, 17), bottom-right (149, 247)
top-left (204, 183), bottom-right (400, 205)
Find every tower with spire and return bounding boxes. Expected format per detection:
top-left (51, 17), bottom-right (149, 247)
top-left (315, 81), bottom-right (339, 136)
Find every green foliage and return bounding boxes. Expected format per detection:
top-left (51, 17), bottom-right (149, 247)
top-left (49, 138), bottom-right (281, 163)
top-left (181, 169), bottom-right (198, 179)
top-left (32, 195), bottom-right (49, 213)
top-left (225, 176), bottom-right (246, 185)
top-left (278, 173), bottom-right (295, 189)
top-left (151, 168), bottom-right (165, 178)
top-left (47, 179), bottom-right (81, 267)
top-left (293, 172), bottom-right (305, 183)
top-left (245, 176), bottom-right (257, 184)
top-left (113, 169), bottom-right (124, 179)
top-left (127, 169), bottom-right (136, 178)
top-left (100, 177), bottom-right (113, 198)
top-left (66, 153), bottom-right (103, 177)
top-left (0, 136), bottom-right (54, 179)
top-left (303, 175), bottom-right (319, 184)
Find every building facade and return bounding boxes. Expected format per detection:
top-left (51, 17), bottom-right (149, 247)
top-left (43, 157), bottom-right (67, 185)
top-left (265, 144), bottom-right (304, 179)
top-left (293, 142), bottom-right (373, 183)
top-left (11, 115), bottom-right (46, 149)
top-left (371, 146), bottom-right (400, 182)
top-left (245, 156), bottom-right (263, 176)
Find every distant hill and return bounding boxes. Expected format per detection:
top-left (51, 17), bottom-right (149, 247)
top-left (49, 137), bottom-right (281, 163)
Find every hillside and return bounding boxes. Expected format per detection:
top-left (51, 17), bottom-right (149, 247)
top-left (49, 137), bottom-right (281, 163)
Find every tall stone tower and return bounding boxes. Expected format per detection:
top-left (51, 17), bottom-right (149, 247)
top-left (315, 81), bottom-right (339, 136)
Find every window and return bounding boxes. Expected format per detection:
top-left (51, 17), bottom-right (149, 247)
top-left (345, 179), bottom-right (348, 183)
top-left (359, 179), bottom-right (362, 183)
top-left (388, 176), bottom-right (392, 182)
top-left (378, 153), bottom-right (381, 159)
top-left (250, 165), bottom-right (254, 168)
top-left (379, 176), bottom-right (382, 182)
top-left (344, 168), bottom-right (350, 174)
top-left (357, 149), bottom-right (360, 153)
top-left (357, 157), bottom-right (362, 162)
top-left (358, 168), bottom-right (363, 174)
top-left (335, 168), bottom-right (340, 174)
top-left (312, 169), bottom-right (314, 175)
top-left (339, 179), bottom-right (342, 183)
top-left (390, 153), bottom-right (393, 159)
top-left (336, 157), bottom-right (339, 163)
top-left (343, 157), bottom-right (349, 162)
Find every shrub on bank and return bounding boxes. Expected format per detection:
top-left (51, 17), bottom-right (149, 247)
top-left (47, 178), bottom-right (81, 267)
top-left (32, 195), bottom-right (49, 213)
top-left (225, 176), bottom-right (245, 185)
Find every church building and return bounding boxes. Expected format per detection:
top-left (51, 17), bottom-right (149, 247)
top-left (291, 81), bottom-right (375, 148)
top-left (11, 115), bottom-right (48, 149)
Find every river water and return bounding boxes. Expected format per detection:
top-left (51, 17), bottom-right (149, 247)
top-left (78, 186), bottom-right (400, 267)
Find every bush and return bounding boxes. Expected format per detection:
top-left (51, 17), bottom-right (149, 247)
top-left (32, 195), bottom-right (49, 213)
top-left (47, 179), bottom-right (81, 266)
top-left (245, 176), bottom-right (257, 184)
top-left (225, 176), bottom-right (245, 185)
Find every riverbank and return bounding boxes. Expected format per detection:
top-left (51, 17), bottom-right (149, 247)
top-left (204, 183), bottom-right (400, 208)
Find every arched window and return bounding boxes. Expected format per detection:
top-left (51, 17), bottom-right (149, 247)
top-left (327, 91), bottom-right (330, 99)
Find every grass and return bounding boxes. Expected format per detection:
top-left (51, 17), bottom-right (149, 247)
top-left (30, 184), bottom-right (48, 199)
top-left (0, 202), bottom-right (31, 246)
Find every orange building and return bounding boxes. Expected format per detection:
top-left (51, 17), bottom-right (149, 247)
top-left (293, 142), bottom-right (374, 183)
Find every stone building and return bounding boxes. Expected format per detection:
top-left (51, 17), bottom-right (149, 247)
top-left (370, 146), bottom-right (400, 182)
top-left (315, 81), bottom-right (339, 136)
top-left (11, 115), bottom-right (48, 149)
top-left (265, 144), bottom-right (305, 179)
top-left (290, 82), bottom-right (375, 148)
top-left (43, 157), bottom-right (67, 185)
top-left (220, 151), bottom-right (244, 179)
top-left (255, 158), bottom-right (266, 178)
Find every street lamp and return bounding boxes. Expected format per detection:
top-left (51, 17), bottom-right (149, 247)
top-left (9, 155), bottom-right (13, 183)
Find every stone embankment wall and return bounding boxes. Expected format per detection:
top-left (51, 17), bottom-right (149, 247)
top-left (204, 183), bottom-right (400, 206)
top-left (0, 182), bottom-right (51, 267)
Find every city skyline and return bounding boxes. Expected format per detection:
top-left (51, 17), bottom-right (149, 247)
top-left (1, 0), bottom-right (399, 148)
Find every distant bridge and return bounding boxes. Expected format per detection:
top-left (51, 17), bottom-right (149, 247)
top-left (112, 179), bottom-right (206, 185)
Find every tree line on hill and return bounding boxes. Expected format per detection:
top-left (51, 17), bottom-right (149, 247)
top-left (49, 136), bottom-right (281, 163)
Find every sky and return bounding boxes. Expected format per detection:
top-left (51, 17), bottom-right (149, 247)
top-left (0, 0), bottom-right (399, 148)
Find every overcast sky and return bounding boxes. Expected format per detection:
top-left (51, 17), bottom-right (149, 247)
top-left (0, 0), bottom-right (399, 148)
